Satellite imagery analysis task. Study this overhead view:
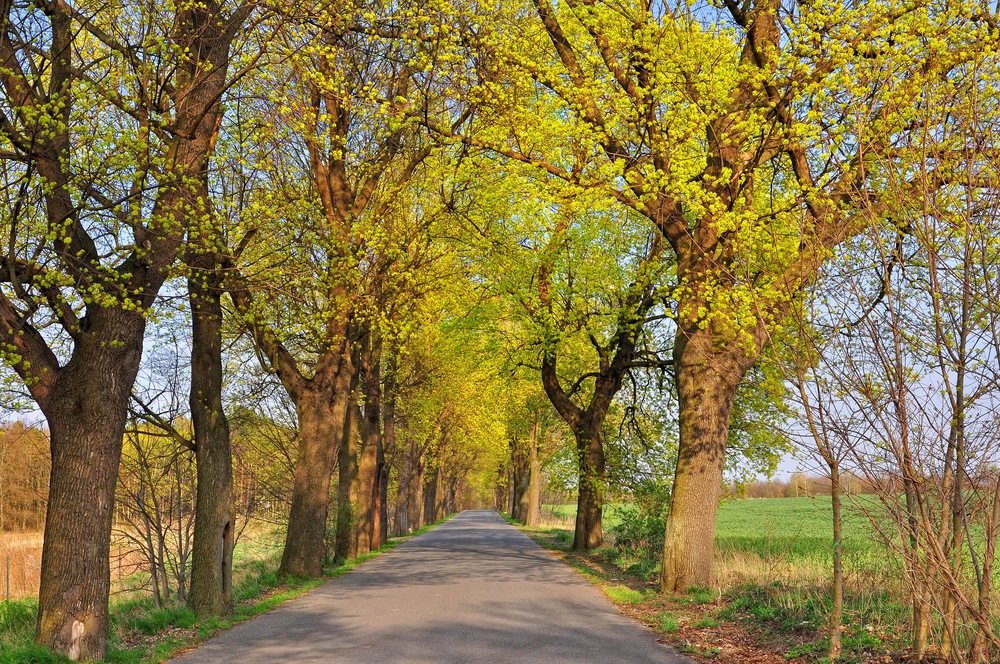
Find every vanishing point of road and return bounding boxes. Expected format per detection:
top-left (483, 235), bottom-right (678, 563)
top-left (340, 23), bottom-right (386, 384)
top-left (172, 510), bottom-right (691, 663)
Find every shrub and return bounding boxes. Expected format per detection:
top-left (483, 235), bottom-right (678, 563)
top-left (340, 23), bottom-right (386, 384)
top-left (608, 494), bottom-right (667, 566)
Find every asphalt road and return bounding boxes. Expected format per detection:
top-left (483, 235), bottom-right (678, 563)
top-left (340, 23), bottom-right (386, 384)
top-left (171, 510), bottom-right (690, 663)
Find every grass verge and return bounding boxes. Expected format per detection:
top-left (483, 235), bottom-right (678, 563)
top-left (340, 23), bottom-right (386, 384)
top-left (0, 514), bottom-right (454, 663)
top-left (513, 518), bottom-right (906, 664)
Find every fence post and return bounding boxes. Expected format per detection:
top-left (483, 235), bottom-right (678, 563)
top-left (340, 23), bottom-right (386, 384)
top-left (5, 554), bottom-right (9, 602)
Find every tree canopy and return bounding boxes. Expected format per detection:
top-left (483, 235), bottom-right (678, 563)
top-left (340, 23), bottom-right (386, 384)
top-left (0, 0), bottom-right (998, 660)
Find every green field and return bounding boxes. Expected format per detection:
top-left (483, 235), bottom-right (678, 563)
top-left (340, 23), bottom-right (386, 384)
top-left (715, 496), bottom-right (873, 560)
top-left (543, 496), bottom-right (881, 579)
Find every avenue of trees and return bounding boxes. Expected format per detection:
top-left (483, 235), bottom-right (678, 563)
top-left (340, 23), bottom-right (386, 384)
top-left (0, 0), bottom-right (998, 661)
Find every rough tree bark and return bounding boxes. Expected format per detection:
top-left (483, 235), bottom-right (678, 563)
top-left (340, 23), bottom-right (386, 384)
top-left (373, 435), bottom-right (389, 549)
top-left (187, 245), bottom-right (235, 618)
top-left (511, 422), bottom-right (541, 524)
top-left (572, 416), bottom-right (607, 549)
top-left (380, 349), bottom-right (398, 541)
top-left (526, 421), bottom-right (541, 527)
top-left (335, 386), bottom-right (361, 562)
top-left (661, 326), bottom-right (748, 590)
top-left (355, 334), bottom-right (383, 554)
top-left (334, 331), bottom-right (383, 559)
top-left (511, 438), bottom-right (530, 523)
top-left (280, 369), bottom-right (353, 577)
top-left (0, 3), bottom-right (245, 657)
top-left (410, 443), bottom-right (426, 530)
top-left (433, 462), bottom-right (447, 522)
top-left (34, 313), bottom-right (145, 661)
top-left (423, 467), bottom-right (439, 525)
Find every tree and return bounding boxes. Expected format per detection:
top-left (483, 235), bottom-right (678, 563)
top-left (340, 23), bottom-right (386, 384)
top-left (0, 2), bottom-right (248, 656)
top-left (230, 3), bottom-right (445, 576)
top-left (441, 0), bottom-right (992, 590)
top-left (787, 46), bottom-right (1000, 657)
top-left (453, 152), bottom-right (673, 548)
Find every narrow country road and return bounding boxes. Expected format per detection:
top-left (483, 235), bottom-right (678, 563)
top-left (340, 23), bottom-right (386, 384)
top-left (171, 510), bottom-right (690, 663)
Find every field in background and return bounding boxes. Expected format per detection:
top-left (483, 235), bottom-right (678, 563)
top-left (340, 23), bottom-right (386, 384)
top-left (0, 532), bottom-right (42, 600)
top-left (0, 520), bottom-right (290, 605)
top-left (542, 496), bottom-right (890, 589)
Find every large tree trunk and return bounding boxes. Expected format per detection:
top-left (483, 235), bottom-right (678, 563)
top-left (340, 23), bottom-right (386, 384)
top-left (279, 374), bottom-right (351, 578)
top-left (572, 418), bottom-right (606, 550)
top-left (353, 426), bottom-right (378, 554)
top-left (433, 463), bottom-right (447, 522)
top-left (661, 328), bottom-right (745, 592)
top-left (511, 438), bottom-right (530, 523)
top-left (526, 421), bottom-right (541, 527)
top-left (373, 436), bottom-right (389, 548)
top-left (354, 334), bottom-right (382, 555)
top-left (423, 467), bottom-right (438, 525)
top-left (188, 254), bottom-right (234, 618)
top-left (35, 311), bottom-right (145, 661)
top-left (394, 452), bottom-right (410, 536)
top-left (335, 394), bottom-right (361, 562)
top-left (372, 447), bottom-right (388, 548)
top-left (411, 445), bottom-right (426, 530)
top-left (380, 353), bottom-right (398, 541)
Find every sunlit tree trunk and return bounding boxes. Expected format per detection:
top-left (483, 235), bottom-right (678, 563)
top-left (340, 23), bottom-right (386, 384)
top-left (423, 467), bottom-right (438, 525)
top-left (34, 311), bottom-right (144, 660)
top-left (410, 444), bottom-right (426, 530)
top-left (572, 417), bottom-right (606, 549)
top-left (355, 334), bottom-right (382, 554)
top-left (511, 438), bottom-right (529, 522)
top-left (526, 421), bottom-right (541, 526)
top-left (188, 242), bottom-right (234, 617)
top-left (661, 327), bottom-right (746, 591)
top-left (336, 389), bottom-right (361, 562)
top-left (279, 367), bottom-right (352, 577)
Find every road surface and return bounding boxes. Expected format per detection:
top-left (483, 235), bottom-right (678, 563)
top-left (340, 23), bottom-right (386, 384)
top-left (172, 510), bottom-right (689, 663)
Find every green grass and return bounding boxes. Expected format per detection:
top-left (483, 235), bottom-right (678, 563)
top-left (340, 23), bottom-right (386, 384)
top-left (657, 611), bottom-right (680, 633)
top-left (715, 496), bottom-right (875, 564)
top-left (529, 498), bottom-right (948, 661)
top-left (541, 503), bottom-right (629, 531)
top-left (541, 503), bottom-right (577, 520)
top-left (0, 600), bottom-right (69, 664)
top-left (602, 585), bottom-right (647, 604)
top-left (545, 497), bottom-right (880, 570)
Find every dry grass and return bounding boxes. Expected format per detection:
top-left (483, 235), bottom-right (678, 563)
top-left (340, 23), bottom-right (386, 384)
top-left (715, 550), bottom-right (830, 589)
top-left (0, 531), bottom-right (42, 600)
top-left (537, 507), bottom-right (575, 531)
top-left (0, 530), bottom-right (184, 602)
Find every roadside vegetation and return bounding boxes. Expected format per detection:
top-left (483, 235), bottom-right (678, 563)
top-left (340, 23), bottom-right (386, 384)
top-left (0, 1), bottom-right (997, 662)
top-left (522, 501), bottom-right (921, 663)
top-left (0, 517), bottom-right (452, 664)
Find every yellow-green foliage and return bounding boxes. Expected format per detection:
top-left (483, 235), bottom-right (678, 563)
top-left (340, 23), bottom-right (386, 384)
top-left (438, 0), bottom-right (1000, 357)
